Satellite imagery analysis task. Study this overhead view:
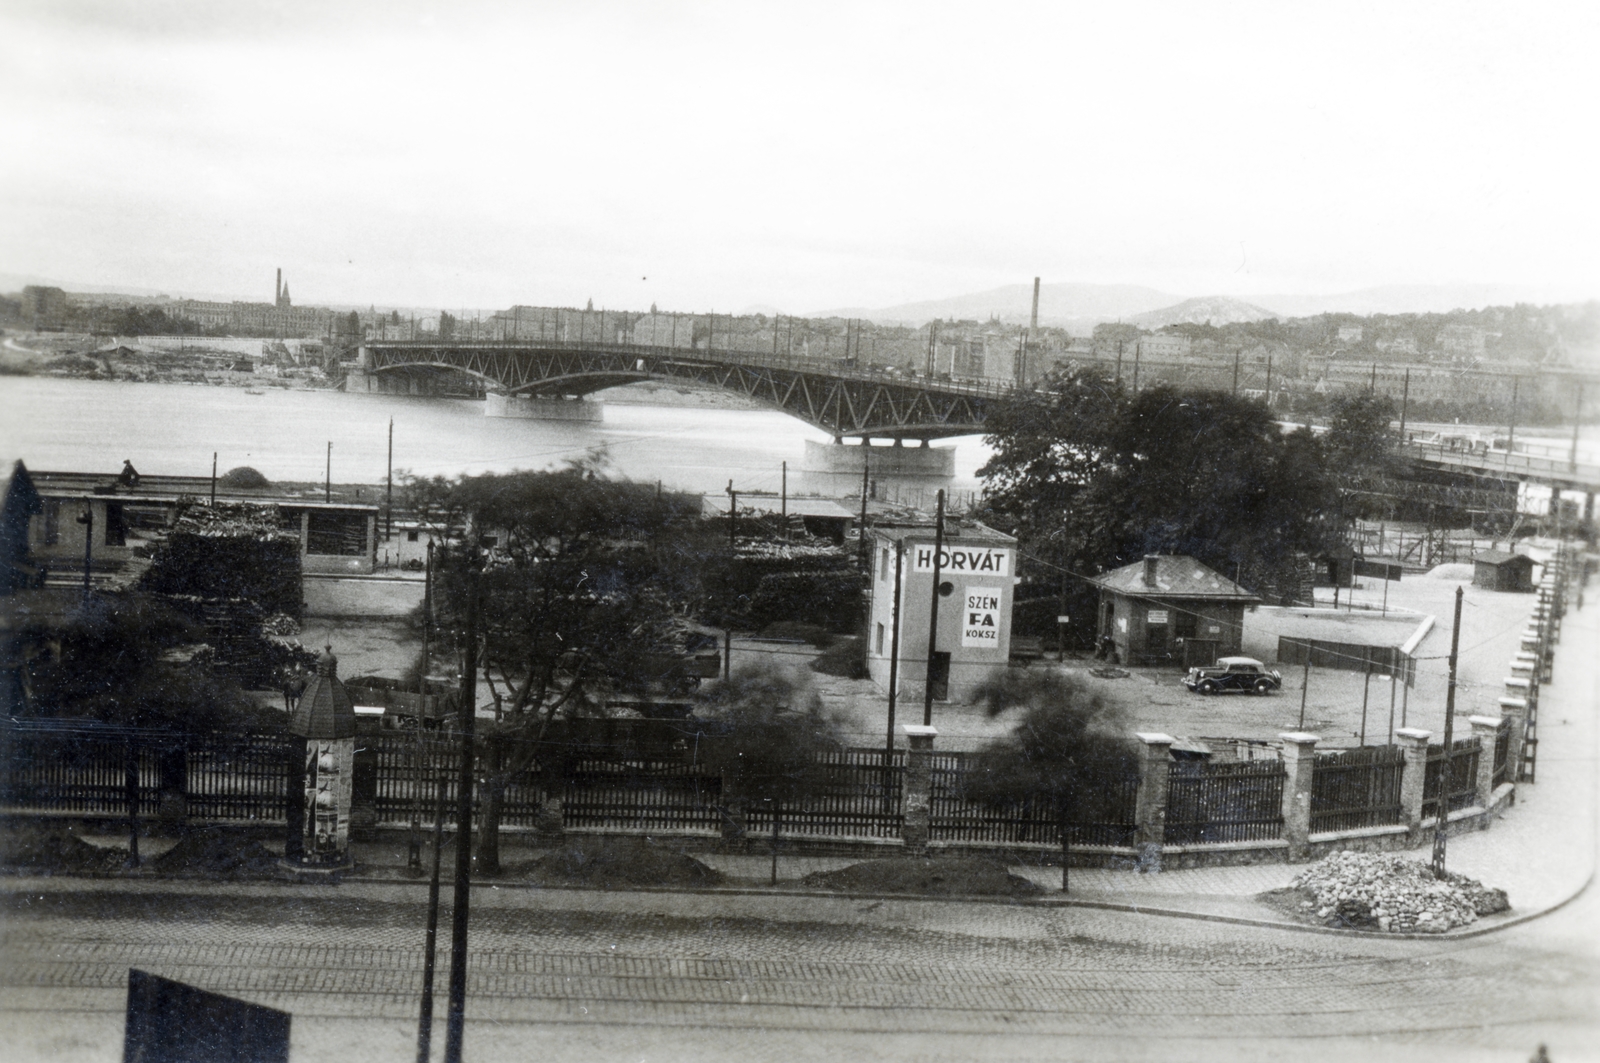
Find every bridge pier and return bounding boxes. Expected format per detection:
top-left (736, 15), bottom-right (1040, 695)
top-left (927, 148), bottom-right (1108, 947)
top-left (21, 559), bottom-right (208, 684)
top-left (484, 392), bottom-right (602, 422)
top-left (798, 439), bottom-right (955, 498)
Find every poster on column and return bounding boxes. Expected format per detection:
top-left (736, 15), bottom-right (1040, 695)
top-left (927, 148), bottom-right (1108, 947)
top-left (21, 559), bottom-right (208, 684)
top-left (962, 587), bottom-right (1003, 647)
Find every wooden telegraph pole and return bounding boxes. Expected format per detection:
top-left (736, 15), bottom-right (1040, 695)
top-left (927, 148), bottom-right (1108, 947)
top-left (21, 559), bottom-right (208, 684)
top-left (1431, 585), bottom-right (1464, 876)
top-left (923, 490), bottom-right (946, 727)
top-left (443, 554), bottom-right (478, 1063)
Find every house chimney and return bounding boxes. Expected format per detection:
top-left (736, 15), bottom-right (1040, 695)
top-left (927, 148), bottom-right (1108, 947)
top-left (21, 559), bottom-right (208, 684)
top-left (1143, 554), bottom-right (1159, 587)
top-left (1030, 277), bottom-right (1040, 332)
top-left (275, 268), bottom-right (282, 305)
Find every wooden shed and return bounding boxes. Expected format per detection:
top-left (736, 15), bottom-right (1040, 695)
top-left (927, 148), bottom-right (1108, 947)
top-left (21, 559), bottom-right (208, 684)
top-left (1471, 550), bottom-right (1536, 593)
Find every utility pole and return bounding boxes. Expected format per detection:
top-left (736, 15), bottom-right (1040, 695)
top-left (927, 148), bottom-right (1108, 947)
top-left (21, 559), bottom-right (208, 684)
top-left (1132, 341), bottom-right (1141, 394)
top-left (77, 505), bottom-right (93, 598)
top-left (725, 480), bottom-right (737, 682)
top-left (386, 417), bottom-right (394, 542)
top-left (858, 452), bottom-right (871, 569)
top-left (1432, 585), bottom-right (1464, 876)
top-left (415, 719), bottom-right (446, 1063)
top-left (443, 554), bottom-right (478, 1063)
top-left (780, 461), bottom-right (787, 534)
top-left (1232, 349), bottom-right (1241, 396)
top-left (1297, 640), bottom-right (1311, 730)
top-left (1265, 354), bottom-right (1273, 407)
top-left (1570, 383), bottom-right (1584, 472)
top-left (1399, 369), bottom-right (1411, 441)
top-left (211, 452), bottom-right (218, 507)
top-left (325, 441), bottom-right (332, 502)
top-left (923, 489), bottom-right (946, 727)
top-left (1359, 651), bottom-right (1372, 746)
top-left (885, 539), bottom-right (903, 771)
top-left (1507, 377), bottom-right (1519, 460)
top-left (1114, 340), bottom-right (1124, 387)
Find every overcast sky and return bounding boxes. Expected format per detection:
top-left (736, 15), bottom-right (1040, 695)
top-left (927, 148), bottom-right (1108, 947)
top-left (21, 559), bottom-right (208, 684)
top-left (2, 1), bottom-right (1596, 313)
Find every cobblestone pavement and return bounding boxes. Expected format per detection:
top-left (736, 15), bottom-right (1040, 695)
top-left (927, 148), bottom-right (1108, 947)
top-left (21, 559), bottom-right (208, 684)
top-left (3, 874), bottom-right (1597, 1063)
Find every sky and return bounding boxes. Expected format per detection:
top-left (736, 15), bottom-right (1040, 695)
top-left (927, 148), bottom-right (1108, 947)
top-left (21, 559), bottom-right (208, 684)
top-left (2, 1), bottom-right (1597, 314)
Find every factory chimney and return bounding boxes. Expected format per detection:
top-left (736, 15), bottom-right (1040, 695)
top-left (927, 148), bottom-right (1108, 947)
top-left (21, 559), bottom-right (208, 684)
top-left (1030, 277), bottom-right (1040, 333)
top-left (275, 268), bottom-right (282, 306)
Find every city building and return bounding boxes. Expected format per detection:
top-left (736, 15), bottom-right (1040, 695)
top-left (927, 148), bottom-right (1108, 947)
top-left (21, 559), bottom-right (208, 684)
top-left (866, 517), bottom-right (1018, 705)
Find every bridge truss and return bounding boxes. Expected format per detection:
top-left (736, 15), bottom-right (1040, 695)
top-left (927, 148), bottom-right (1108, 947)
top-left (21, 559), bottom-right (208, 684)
top-left (359, 341), bottom-right (1009, 440)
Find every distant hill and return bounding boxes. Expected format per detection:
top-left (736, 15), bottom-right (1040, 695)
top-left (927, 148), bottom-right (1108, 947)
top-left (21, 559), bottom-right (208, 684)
top-left (1128, 296), bottom-right (1280, 328)
top-left (810, 282), bottom-right (1182, 327)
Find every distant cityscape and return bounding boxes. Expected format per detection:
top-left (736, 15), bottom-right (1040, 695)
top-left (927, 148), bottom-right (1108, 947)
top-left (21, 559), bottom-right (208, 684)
top-left (4, 270), bottom-right (1598, 424)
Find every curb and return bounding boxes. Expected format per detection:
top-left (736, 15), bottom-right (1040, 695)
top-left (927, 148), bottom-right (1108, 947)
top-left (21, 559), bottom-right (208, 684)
top-left (6, 862), bottom-right (1590, 942)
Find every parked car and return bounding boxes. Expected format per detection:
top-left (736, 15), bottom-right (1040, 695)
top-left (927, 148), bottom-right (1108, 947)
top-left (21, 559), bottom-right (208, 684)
top-left (1184, 656), bottom-right (1282, 695)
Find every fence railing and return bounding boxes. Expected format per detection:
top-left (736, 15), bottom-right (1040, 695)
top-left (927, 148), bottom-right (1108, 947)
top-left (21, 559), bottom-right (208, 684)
top-left (1164, 760), bottom-right (1287, 845)
top-left (1, 720), bottom-right (1516, 860)
top-left (1422, 738), bottom-right (1481, 821)
top-left (1309, 745), bottom-right (1405, 834)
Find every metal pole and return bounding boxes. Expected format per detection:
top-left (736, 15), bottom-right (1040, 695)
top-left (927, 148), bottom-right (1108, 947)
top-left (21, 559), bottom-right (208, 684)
top-left (780, 462), bottom-right (787, 530)
top-left (858, 452), bottom-right (870, 569)
top-left (416, 742), bottom-right (447, 1063)
top-left (387, 417), bottom-right (394, 541)
top-left (124, 736), bottom-right (140, 868)
top-left (443, 561), bottom-right (478, 1063)
top-left (1399, 369), bottom-right (1410, 440)
top-left (1359, 652), bottom-right (1372, 747)
top-left (1386, 666), bottom-right (1398, 744)
top-left (1297, 640), bottom-right (1311, 730)
top-left (923, 490), bottom-right (946, 727)
top-left (79, 505), bottom-right (93, 597)
top-left (325, 441), bottom-right (332, 502)
top-left (1507, 377), bottom-right (1518, 459)
top-left (1232, 349), bottom-right (1240, 395)
top-left (886, 540), bottom-right (903, 767)
top-left (1571, 383), bottom-right (1583, 472)
top-left (1265, 354), bottom-right (1273, 407)
top-left (211, 452), bottom-right (217, 506)
top-left (1431, 585), bottom-right (1464, 876)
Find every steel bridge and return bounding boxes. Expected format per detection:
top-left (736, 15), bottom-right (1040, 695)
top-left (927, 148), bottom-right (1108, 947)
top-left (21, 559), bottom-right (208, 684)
top-left (357, 339), bottom-right (1014, 440)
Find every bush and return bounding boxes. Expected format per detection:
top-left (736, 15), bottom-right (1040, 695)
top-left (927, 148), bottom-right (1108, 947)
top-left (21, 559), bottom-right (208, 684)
top-left (810, 636), bottom-right (868, 678)
top-left (218, 466), bottom-right (271, 489)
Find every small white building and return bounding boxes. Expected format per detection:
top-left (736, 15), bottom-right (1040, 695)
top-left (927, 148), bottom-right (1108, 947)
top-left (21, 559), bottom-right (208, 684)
top-left (866, 518), bottom-right (1018, 705)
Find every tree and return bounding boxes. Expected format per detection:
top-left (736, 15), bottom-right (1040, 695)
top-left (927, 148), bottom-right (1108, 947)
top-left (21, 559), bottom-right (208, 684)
top-left (1323, 391), bottom-right (1400, 522)
top-left (426, 461), bottom-right (713, 871)
top-left (694, 664), bottom-right (845, 883)
top-left (978, 372), bottom-right (1339, 617)
top-left (963, 671), bottom-right (1135, 891)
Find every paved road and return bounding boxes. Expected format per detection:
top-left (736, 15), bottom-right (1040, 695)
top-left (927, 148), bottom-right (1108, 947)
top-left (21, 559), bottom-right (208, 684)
top-left (3, 875), bottom-right (1597, 1063)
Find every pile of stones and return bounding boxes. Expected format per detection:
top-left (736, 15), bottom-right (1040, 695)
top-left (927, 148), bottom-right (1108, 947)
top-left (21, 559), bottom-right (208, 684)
top-left (1289, 850), bottom-right (1509, 933)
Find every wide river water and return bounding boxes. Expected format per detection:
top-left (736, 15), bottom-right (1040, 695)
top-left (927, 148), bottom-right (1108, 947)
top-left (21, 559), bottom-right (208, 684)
top-left (0, 377), bottom-right (992, 496)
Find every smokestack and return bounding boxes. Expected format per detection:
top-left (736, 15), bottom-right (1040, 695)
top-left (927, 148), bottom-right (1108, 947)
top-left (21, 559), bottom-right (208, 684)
top-left (1030, 277), bottom-right (1040, 332)
top-left (275, 268), bottom-right (282, 304)
top-left (1143, 554), bottom-right (1159, 587)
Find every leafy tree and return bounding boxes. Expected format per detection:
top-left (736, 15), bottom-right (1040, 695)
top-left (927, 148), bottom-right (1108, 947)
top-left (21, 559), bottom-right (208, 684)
top-left (978, 371), bottom-right (1339, 617)
top-left (694, 664), bottom-right (845, 883)
top-left (1322, 391), bottom-right (1400, 522)
top-left (964, 671), bottom-right (1135, 891)
top-left (426, 460), bottom-right (714, 871)
top-left (22, 593), bottom-right (274, 732)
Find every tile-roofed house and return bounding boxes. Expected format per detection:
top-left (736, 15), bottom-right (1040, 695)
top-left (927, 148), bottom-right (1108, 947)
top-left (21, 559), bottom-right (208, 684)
top-left (1089, 554), bottom-right (1260, 668)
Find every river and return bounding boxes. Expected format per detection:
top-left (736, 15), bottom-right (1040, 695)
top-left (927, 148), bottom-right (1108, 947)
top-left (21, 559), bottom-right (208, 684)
top-left (0, 377), bottom-right (992, 497)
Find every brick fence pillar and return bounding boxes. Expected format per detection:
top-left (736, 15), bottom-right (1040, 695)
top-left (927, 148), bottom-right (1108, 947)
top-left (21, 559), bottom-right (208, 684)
top-left (1133, 733), bottom-right (1174, 873)
top-left (1396, 726), bottom-right (1432, 843)
top-left (1497, 696), bottom-right (1528, 784)
top-left (900, 724), bottom-right (937, 852)
top-left (1278, 732), bottom-right (1319, 862)
top-left (1468, 715), bottom-right (1502, 819)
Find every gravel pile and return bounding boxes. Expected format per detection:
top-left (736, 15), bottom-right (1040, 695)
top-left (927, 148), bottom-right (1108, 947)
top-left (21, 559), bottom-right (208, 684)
top-left (1289, 851), bottom-right (1509, 933)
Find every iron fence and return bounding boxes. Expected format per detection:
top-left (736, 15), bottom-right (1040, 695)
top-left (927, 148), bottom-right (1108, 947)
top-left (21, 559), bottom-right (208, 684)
top-left (1492, 722), bottom-right (1510, 789)
top-left (1309, 745), bottom-right (1404, 834)
top-left (926, 753), bottom-right (1139, 848)
top-left (1164, 759), bottom-right (1287, 845)
top-left (744, 747), bottom-right (903, 840)
top-left (1422, 737), bottom-right (1481, 821)
top-left (0, 726), bottom-right (160, 817)
top-left (183, 735), bottom-right (297, 822)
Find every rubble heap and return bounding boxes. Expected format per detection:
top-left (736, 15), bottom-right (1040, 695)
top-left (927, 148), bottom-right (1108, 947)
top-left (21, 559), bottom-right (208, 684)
top-left (1290, 850), bottom-right (1509, 933)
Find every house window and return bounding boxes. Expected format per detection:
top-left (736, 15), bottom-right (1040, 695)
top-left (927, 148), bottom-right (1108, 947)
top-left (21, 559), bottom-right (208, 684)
top-left (407, 530), bottom-right (419, 542)
top-left (875, 622), bottom-right (885, 655)
top-left (880, 548), bottom-right (890, 582)
top-left (1174, 611), bottom-right (1197, 639)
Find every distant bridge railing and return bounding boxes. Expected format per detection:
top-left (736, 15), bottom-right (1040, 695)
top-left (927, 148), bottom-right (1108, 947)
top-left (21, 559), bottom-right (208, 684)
top-left (362, 338), bottom-right (1025, 403)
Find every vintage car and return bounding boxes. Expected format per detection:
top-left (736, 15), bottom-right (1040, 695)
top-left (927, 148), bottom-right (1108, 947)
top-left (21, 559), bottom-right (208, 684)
top-left (1184, 656), bottom-right (1282, 695)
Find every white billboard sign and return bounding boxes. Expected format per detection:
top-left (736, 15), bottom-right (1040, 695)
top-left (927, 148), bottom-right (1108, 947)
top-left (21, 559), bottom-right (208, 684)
top-left (911, 545), bottom-right (1011, 576)
top-left (962, 587), bottom-right (1003, 648)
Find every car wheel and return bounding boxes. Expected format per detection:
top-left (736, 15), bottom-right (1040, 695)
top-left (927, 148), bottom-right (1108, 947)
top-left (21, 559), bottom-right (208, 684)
top-left (1254, 679), bottom-right (1274, 695)
top-left (1199, 680), bottom-right (1218, 695)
